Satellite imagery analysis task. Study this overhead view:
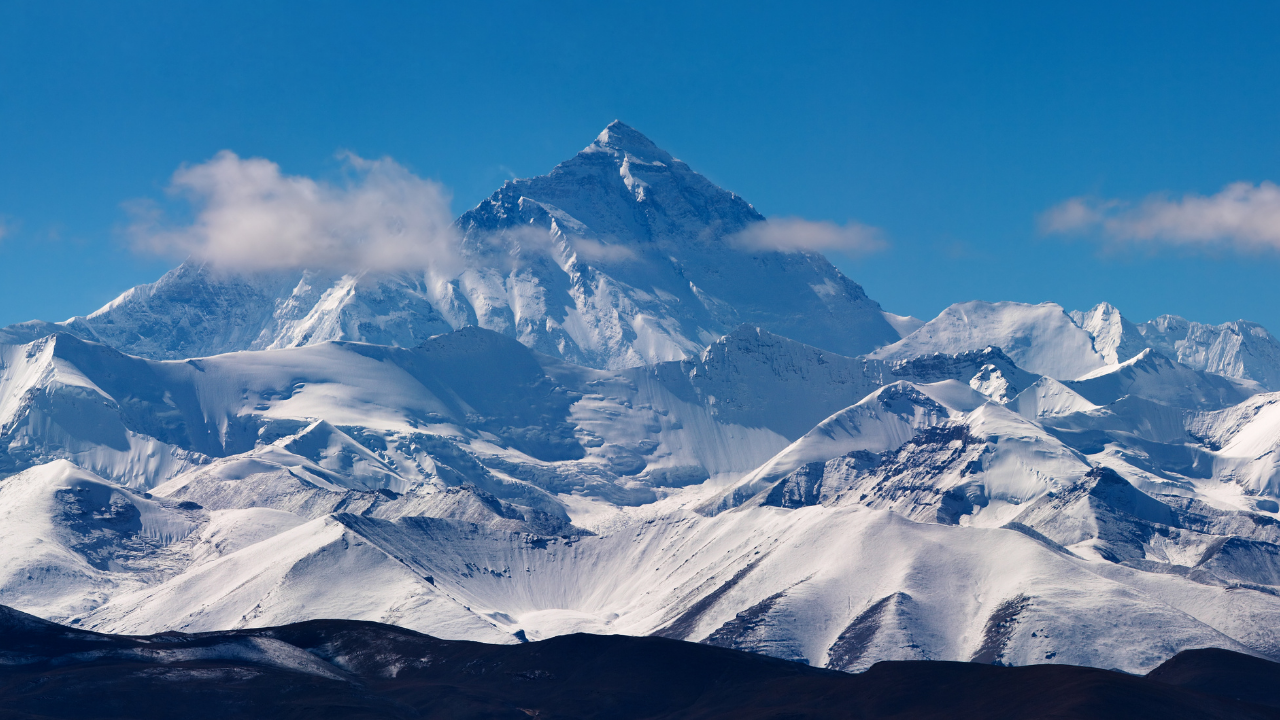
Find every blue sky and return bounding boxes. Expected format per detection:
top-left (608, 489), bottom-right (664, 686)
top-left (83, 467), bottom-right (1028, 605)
top-left (1, 1), bottom-right (1278, 331)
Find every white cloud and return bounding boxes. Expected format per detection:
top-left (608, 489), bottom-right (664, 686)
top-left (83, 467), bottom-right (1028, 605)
top-left (464, 223), bottom-right (637, 270)
top-left (1041, 181), bottom-right (1280, 250)
top-left (727, 217), bottom-right (886, 255)
top-left (568, 236), bottom-right (637, 263)
top-left (129, 151), bottom-right (462, 273)
top-left (1038, 197), bottom-right (1108, 235)
top-left (0, 216), bottom-right (18, 245)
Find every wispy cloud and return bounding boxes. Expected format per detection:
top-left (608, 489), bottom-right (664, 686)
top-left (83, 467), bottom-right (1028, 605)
top-left (728, 217), bottom-right (886, 255)
top-left (467, 222), bottom-right (639, 270)
top-left (1040, 181), bottom-right (1280, 251)
top-left (128, 151), bottom-right (462, 273)
top-left (568, 236), bottom-right (636, 262)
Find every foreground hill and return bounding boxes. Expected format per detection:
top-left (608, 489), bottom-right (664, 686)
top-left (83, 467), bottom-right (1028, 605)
top-left (0, 605), bottom-right (1276, 720)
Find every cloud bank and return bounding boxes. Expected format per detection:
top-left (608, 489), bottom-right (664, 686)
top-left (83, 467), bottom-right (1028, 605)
top-left (129, 151), bottom-right (461, 273)
top-left (1041, 181), bottom-right (1280, 251)
top-left (728, 217), bottom-right (886, 255)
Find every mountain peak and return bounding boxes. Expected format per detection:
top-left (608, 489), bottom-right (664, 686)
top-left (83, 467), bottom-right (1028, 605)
top-left (1069, 302), bottom-right (1148, 365)
top-left (587, 121), bottom-right (673, 164)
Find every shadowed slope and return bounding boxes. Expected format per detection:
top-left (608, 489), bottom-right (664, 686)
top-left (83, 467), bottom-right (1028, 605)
top-left (0, 605), bottom-right (1277, 719)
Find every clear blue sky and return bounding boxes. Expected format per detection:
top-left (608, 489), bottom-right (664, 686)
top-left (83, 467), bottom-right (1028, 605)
top-left (2, 1), bottom-right (1278, 331)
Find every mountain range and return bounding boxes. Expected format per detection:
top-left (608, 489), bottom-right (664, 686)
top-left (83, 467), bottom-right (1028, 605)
top-left (3, 122), bottom-right (1280, 678)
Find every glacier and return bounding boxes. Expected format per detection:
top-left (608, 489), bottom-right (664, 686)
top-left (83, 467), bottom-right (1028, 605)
top-left (3, 123), bottom-right (1280, 675)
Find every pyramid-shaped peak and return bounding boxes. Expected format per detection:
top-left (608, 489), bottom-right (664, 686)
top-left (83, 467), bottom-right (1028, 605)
top-left (589, 121), bottom-right (674, 163)
top-left (1071, 302), bottom-right (1125, 327)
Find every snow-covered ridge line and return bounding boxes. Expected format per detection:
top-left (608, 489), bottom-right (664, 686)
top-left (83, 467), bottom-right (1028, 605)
top-left (875, 299), bottom-right (1280, 391)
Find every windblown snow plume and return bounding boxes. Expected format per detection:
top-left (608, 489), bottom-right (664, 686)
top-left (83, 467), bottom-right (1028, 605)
top-left (128, 151), bottom-right (461, 273)
top-left (729, 217), bottom-right (885, 254)
top-left (1041, 181), bottom-right (1280, 251)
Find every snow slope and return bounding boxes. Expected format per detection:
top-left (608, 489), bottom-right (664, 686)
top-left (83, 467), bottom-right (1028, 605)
top-left (4, 322), bottom-right (1280, 674)
top-left (0, 461), bottom-right (198, 620)
top-left (1067, 348), bottom-right (1260, 411)
top-left (870, 301), bottom-right (1109, 380)
top-left (80, 504), bottom-right (1280, 674)
top-left (1066, 303), bottom-right (1280, 391)
top-left (1139, 315), bottom-right (1280, 391)
top-left (1188, 392), bottom-right (1280, 497)
top-left (1070, 302), bottom-right (1149, 366)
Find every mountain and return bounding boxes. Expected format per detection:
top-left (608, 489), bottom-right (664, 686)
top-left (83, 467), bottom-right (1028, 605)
top-left (2, 605), bottom-right (1278, 720)
top-left (451, 121), bottom-right (901, 366)
top-left (1066, 348), bottom-right (1260, 410)
top-left (5, 323), bottom-right (1280, 672)
top-left (1188, 392), bottom-right (1280, 497)
top-left (875, 300), bottom-right (1280, 394)
top-left (7, 124), bottom-right (1280, 681)
top-left (697, 381), bottom-right (975, 515)
top-left (869, 301), bottom-right (1109, 380)
top-left (1063, 303), bottom-right (1280, 391)
top-left (1139, 315), bottom-right (1280, 391)
top-left (0, 122), bottom-right (902, 370)
top-left (1070, 302), bottom-right (1149, 365)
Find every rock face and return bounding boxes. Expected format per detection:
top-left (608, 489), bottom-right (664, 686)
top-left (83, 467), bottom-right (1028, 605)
top-left (0, 122), bottom-right (901, 370)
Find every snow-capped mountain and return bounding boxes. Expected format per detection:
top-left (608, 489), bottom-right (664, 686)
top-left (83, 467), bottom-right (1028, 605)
top-left (1070, 302), bottom-right (1149, 366)
top-left (869, 301), bottom-right (1110, 380)
top-left (5, 123), bottom-right (1280, 677)
top-left (450, 121), bottom-right (901, 366)
top-left (4, 319), bottom-right (1280, 673)
top-left (874, 298), bottom-right (1280, 391)
top-left (0, 122), bottom-right (902, 370)
top-left (1139, 315), bottom-right (1280, 391)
